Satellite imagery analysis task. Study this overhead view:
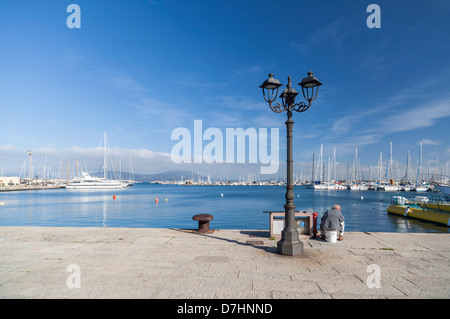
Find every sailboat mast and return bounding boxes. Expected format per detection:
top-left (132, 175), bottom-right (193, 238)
top-left (67, 157), bottom-right (70, 183)
top-left (416, 141), bottom-right (422, 186)
top-left (389, 142), bottom-right (393, 182)
top-left (404, 150), bottom-right (410, 182)
top-left (130, 155), bottom-right (134, 181)
top-left (379, 152), bottom-right (382, 183)
top-left (384, 143), bottom-right (391, 181)
top-left (320, 144), bottom-right (323, 182)
top-left (333, 147), bottom-right (336, 182)
top-left (327, 155), bottom-right (331, 182)
top-left (103, 132), bottom-right (107, 180)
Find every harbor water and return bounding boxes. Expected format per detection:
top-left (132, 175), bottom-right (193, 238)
top-left (0, 183), bottom-right (448, 233)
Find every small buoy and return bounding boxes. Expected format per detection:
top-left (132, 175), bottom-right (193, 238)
top-left (0, 201), bottom-right (5, 206)
top-left (165, 198), bottom-right (168, 202)
top-left (113, 195), bottom-right (116, 200)
top-left (155, 198), bottom-right (159, 203)
top-left (361, 196), bottom-right (364, 200)
top-left (297, 194), bottom-right (300, 197)
top-left (220, 193), bottom-right (223, 197)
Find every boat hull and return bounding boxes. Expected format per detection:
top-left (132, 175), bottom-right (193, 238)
top-left (66, 184), bottom-right (126, 189)
top-left (350, 185), bottom-right (368, 191)
top-left (387, 204), bottom-right (450, 226)
top-left (66, 171), bottom-right (127, 189)
top-left (377, 185), bottom-right (400, 191)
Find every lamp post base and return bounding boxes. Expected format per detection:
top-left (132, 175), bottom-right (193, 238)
top-left (277, 240), bottom-right (304, 256)
top-left (277, 230), bottom-right (304, 256)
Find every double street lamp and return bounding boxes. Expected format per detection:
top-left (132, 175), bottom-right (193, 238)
top-left (259, 72), bottom-right (322, 256)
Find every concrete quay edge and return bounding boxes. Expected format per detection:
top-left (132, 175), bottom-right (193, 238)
top-left (0, 226), bottom-right (449, 299)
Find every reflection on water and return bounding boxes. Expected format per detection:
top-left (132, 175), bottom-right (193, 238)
top-left (0, 184), bottom-right (448, 233)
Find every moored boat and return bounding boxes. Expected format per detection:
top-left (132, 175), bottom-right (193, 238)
top-left (377, 182), bottom-right (400, 191)
top-left (350, 184), bottom-right (368, 191)
top-left (66, 172), bottom-right (127, 189)
top-left (412, 185), bottom-right (429, 192)
top-left (387, 204), bottom-right (450, 226)
top-left (313, 182), bottom-right (328, 190)
top-left (387, 194), bottom-right (450, 226)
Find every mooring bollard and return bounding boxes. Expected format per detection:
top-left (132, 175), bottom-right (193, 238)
top-left (192, 214), bottom-right (214, 233)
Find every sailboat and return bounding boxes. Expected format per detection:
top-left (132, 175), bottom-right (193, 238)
top-left (121, 156), bottom-right (135, 186)
top-left (66, 133), bottom-right (127, 189)
top-left (305, 152), bottom-right (315, 189)
top-left (313, 145), bottom-right (328, 189)
top-left (313, 145), bottom-right (326, 189)
top-left (312, 146), bottom-right (347, 190)
top-left (400, 150), bottom-right (413, 191)
top-left (349, 147), bottom-right (368, 191)
top-left (413, 141), bottom-right (429, 192)
top-left (377, 142), bottom-right (400, 191)
top-left (326, 147), bottom-right (347, 190)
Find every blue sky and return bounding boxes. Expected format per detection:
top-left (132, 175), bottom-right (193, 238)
top-left (0, 0), bottom-right (449, 179)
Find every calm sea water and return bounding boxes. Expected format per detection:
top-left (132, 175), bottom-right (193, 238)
top-left (0, 183), bottom-right (448, 233)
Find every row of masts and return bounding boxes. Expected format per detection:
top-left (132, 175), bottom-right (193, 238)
top-left (19, 156), bottom-right (135, 184)
top-left (11, 138), bottom-right (447, 185)
top-left (310, 141), bottom-right (447, 185)
top-left (18, 133), bottom-right (134, 184)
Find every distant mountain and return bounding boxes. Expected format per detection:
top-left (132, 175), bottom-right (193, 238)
top-left (90, 170), bottom-right (204, 182)
top-left (127, 170), bottom-right (204, 182)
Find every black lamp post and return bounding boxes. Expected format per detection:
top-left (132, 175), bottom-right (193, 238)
top-left (259, 72), bottom-right (322, 256)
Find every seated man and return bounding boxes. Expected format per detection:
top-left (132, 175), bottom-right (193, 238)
top-left (320, 204), bottom-right (345, 241)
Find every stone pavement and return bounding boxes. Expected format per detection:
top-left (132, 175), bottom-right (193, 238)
top-left (0, 226), bottom-right (449, 299)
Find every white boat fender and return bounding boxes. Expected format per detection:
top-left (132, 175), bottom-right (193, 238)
top-left (404, 206), bottom-right (410, 217)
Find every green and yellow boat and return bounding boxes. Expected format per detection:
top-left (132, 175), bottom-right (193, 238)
top-left (387, 195), bottom-right (450, 226)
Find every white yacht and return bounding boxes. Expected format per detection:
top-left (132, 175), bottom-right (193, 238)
top-left (350, 184), bottom-right (369, 191)
top-left (65, 133), bottom-right (129, 190)
top-left (313, 182), bottom-right (347, 190)
top-left (326, 182), bottom-right (348, 190)
top-left (66, 172), bottom-right (127, 189)
top-left (312, 182), bottom-right (328, 190)
top-left (412, 185), bottom-right (429, 192)
top-left (376, 183), bottom-right (400, 191)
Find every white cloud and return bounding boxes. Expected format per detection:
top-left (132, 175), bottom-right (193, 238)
top-left (419, 138), bottom-right (441, 145)
top-left (322, 83), bottom-right (450, 157)
top-left (372, 98), bottom-right (450, 134)
top-left (0, 145), bottom-right (16, 152)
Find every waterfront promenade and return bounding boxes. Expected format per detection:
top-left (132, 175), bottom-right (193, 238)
top-left (0, 185), bottom-right (61, 192)
top-left (0, 226), bottom-right (449, 299)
